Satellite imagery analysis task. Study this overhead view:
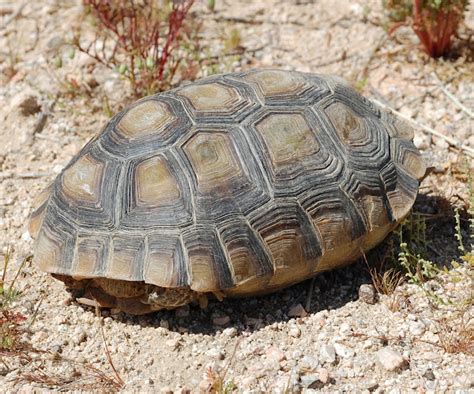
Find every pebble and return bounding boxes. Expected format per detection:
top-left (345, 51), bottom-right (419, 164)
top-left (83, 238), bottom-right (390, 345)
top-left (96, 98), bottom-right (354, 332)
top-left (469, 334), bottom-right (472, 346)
top-left (299, 355), bottom-right (319, 371)
top-left (423, 368), bottom-right (436, 381)
top-left (300, 375), bottom-right (321, 389)
top-left (289, 325), bottom-right (301, 338)
top-left (376, 347), bottom-right (407, 372)
top-left (334, 343), bottom-right (355, 359)
top-left (165, 338), bottom-right (180, 349)
top-left (222, 327), bottom-right (237, 337)
top-left (319, 344), bottom-right (336, 364)
top-left (434, 137), bottom-right (450, 150)
top-left (212, 315), bottom-right (230, 326)
top-left (266, 346), bottom-right (286, 362)
top-left (413, 133), bottom-right (429, 150)
top-left (358, 284), bottom-right (377, 304)
top-left (288, 303), bottom-right (308, 318)
top-left (206, 348), bottom-right (225, 360)
top-left (318, 367), bottom-right (330, 384)
top-left (2, 1), bottom-right (473, 393)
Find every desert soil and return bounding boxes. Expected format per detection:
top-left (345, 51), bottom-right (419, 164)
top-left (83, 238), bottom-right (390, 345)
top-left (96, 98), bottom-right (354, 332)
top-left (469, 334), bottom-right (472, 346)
top-left (0, 0), bottom-right (473, 392)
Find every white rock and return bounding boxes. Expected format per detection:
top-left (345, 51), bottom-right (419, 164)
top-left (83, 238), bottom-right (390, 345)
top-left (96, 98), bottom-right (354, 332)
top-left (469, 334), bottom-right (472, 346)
top-left (409, 321), bottom-right (425, 336)
top-left (299, 355), bottom-right (319, 371)
top-left (339, 322), bottom-right (352, 335)
top-left (413, 133), bottom-right (429, 150)
top-left (319, 344), bottom-right (336, 364)
top-left (376, 347), bottom-right (406, 372)
top-left (266, 346), bottom-right (286, 362)
top-left (334, 343), bottom-right (354, 359)
top-left (289, 325), bottom-right (301, 338)
top-left (222, 327), bottom-right (237, 337)
top-left (358, 284), bottom-right (377, 304)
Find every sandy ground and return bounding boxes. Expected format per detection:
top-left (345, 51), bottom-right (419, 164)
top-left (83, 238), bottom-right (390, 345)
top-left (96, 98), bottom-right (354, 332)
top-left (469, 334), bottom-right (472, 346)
top-left (1, 0), bottom-right (473, 392)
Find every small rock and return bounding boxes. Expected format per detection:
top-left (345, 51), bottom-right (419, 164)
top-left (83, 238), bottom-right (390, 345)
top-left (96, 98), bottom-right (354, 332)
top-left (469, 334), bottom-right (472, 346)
top-left (300, 375), bottom-right (320, 388)
top-left (339, 322), bottom-right (352, 335)
top-left (423, 368), bottom-right (435, 381)
top-left (409, 321), bottom-right (425, 336)
top-left (288, 303), bottom-right (307, 318)
top-left (299, 355), bottom-right (319, 371)
top-left (18, 96), bottom-right (41, 116)
top-left (212, 315), bottom-right (230, 326)
top-left (413, 134), bottom-right (429, 150)
top-left (72, 329), bottom-right (87, 345)
top-left (434, 137), bottom-right (449, 150)
top-left (199, 379), bottom-right (212, 392)
top-left (358, 284), bottom-right (376, 304)
top-left (160, 386), bottom-right (172, 394)
top-left (319, 344), bottom-right (336, 364)
top-left (206, 348), bottom-right (225, 360)
top-left (376, 347), bottom-right (407, 372)
top-left (159, 319), bottom-right (170, 329)
top-left (222, 327), bottom-right (237, 337)
top-left (318, 367), bottom-right (329, 384)
top-left (266, 346), bottom-right (286, 362)
top-left (165, 338), bottom-right (180, 349)
top-left (289, 326), bottom-right (301, 338)
top-left (360, 380), bottom-right (379, 391)
top-left (334, 343), bottom-right (354, 359)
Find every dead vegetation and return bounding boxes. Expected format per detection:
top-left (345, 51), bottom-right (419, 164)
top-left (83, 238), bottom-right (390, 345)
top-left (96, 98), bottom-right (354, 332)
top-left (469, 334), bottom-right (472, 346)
top-left (0, 248), bottom-right (124, 391)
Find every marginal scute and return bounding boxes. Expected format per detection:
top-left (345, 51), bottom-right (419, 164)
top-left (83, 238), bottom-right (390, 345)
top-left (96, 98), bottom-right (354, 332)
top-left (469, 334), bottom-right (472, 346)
top-left (135, 155), bottom-right (180, 207)
top-left (73, 237), bottom-right (107, 277)
top-left (144, 234), bottom-right (186, 288)
top-left (390, 117), bottom-right (415, 140)
top-left (177, 82), bottom-right (240, 112)
top-left (219, 219), bottom-right (274, 296)
top-left (106, 236), bottom-right (144, 281)
top-left (399, 149), bottom-right (426, 181)
top-left (255, 112), bottom-right (319, 169)
top-left (61, 153), bottom-right (104, 205)
top-left (35, 227), bottom-right (63, 272)
top-left (116, 100), bottom-right (176, 140)
top-left (359, 194), bottom-right (390, 231)
top-left (28, 184), bottom-right (52, 239)
top-left (183, 132), bottom-right (246, 194)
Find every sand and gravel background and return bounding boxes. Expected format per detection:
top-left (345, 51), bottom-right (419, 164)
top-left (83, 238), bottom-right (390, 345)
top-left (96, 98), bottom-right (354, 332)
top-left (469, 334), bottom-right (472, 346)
top-left (1, 0), bottom-right (473, 392)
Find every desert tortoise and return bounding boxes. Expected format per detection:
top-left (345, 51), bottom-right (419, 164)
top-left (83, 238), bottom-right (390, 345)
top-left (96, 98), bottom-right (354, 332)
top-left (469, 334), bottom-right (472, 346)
top-left (29, 70), bottom-right (425, 314)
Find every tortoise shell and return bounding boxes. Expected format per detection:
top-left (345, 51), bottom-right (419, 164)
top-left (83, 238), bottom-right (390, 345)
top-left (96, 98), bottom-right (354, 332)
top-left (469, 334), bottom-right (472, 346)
top-left (29, 70), bottom-right (425, 314)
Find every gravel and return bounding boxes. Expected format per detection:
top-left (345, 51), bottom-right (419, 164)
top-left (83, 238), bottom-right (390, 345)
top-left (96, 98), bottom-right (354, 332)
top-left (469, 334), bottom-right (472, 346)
top-left (1, 0), bottom-right (473, 391)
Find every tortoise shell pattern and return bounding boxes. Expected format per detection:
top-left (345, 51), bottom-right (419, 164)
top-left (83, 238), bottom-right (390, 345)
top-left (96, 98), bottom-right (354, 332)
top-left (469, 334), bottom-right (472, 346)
top-left (29, 70), bottom-right (425, 297)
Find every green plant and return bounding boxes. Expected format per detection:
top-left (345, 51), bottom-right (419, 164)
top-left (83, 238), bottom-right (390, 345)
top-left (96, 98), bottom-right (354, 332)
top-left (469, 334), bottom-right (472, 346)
top-left (0, 248), bottom-right (29, 309)
top-left (383, 0), bottom-right (468, 57)
top-left (73, 0), bottom-right (201, 97)
top-left (0, 249), bottom-right (30, 353)
top-left (224, 28), bottom-right (242, 53)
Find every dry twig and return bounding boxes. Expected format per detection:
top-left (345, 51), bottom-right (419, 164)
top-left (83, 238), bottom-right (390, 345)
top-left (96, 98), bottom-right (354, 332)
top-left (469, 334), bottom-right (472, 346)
top-left (432, 72), bottom-right (474, 119)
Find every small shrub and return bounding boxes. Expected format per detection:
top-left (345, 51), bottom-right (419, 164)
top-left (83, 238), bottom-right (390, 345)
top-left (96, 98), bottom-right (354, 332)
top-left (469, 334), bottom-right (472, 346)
top-left (0, 249), bottom-right (30, 353)
top-left (383, 0), bottom-right (468, 57)
top-left (73, 0), bottom-right (200, 97)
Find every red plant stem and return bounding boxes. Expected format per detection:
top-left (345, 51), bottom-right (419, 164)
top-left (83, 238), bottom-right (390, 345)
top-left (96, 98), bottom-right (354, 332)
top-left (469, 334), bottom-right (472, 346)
top-left (411, 0), bottom-right (464, 57)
